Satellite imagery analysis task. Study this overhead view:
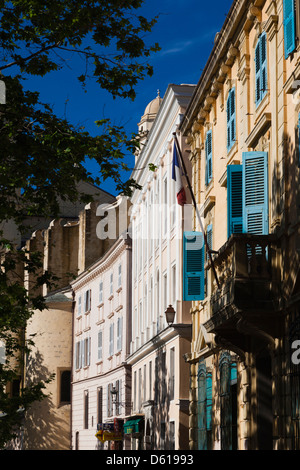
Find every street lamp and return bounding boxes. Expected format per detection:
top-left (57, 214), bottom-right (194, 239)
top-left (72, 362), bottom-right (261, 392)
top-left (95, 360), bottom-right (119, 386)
top-left (165, 305), bottom-right (176, 326)
top-left (110, 386), bottom-right (118, 405)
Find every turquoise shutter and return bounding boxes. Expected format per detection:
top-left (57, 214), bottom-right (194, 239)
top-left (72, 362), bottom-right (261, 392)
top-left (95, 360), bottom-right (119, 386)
top-left (197, 362), bottom-right (207, 450)
top-left (242, 152), bottom-right (268, 235)
top-left (206, 373), bottom-right (212, 432)
top-left (205, 131), bottom-right (212, 185)
top-left (183, 231), bottom-right (205, 301)
top-left (283, 0), bottom-right (296, 59)
top-left (227, 165), bottom-right (243, 237)
top-left (255, 39), bottom-right (261, 104)
top-left (255, 33), bottom-right (268, 105)
top-left (261, 33), bottom-right (267, 98)
top-left (227, 88), bottom-right (236, 151)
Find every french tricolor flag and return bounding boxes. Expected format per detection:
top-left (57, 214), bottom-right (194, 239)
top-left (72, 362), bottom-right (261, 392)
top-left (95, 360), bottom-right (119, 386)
top-left (172, 142), bottom-right (186, 206)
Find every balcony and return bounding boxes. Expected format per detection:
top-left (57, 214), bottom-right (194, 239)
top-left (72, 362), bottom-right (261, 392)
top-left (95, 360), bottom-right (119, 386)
top-left (204, 234), bottom-right (282, 354)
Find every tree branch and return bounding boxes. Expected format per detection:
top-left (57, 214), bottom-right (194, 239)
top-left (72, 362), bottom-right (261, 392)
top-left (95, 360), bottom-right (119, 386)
top-left (0, 41), bottom-right (62, 72)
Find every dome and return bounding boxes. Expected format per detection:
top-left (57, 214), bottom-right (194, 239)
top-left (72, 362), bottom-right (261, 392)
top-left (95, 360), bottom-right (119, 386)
top-left (143, 91), bottom-right (162, 117)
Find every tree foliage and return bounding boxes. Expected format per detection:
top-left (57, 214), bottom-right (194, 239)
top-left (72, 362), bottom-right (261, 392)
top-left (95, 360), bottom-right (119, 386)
top-left (0, 0), bottom-right (160, 448)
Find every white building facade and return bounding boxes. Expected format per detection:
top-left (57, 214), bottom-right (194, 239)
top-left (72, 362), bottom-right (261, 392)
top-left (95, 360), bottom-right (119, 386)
top-left (71, 230), bottom-right (132, 450)
top-left (126, 84), bottom-right (196, 450)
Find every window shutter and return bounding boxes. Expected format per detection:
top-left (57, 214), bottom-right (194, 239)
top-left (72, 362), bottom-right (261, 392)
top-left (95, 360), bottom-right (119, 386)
top-left (227, 88), bottom-right (236, 151)
top-left (227, 164), bottom-right (243, 237)
top-left (78, 296), bottom-right (81, 316)
top-left (206, 373), bottom-right (212, 432)
top-left (99, 281), bottom-right (103, 304)
top-left (109, 324), bottom-right (114, 356)
top-left (198, 368), bottom-right (207, 450)
top-left (117, 317), bottom-right (122, 351)
top-left (255, 39), bottom-right (261, 104)
top-left (206, 224), bottom-right (213, 261)
top-left (255, 33), bottom-right (268, 106)
top-left (242, 152), bottom-right (268, 235)
top-left (98, 331), bottom-right (102, 360)
top-left (205, 131), bottom-right (212, 185)
top-left (183, 231), bottom-right (205, 301)
top-left (283, 0), bottom-right (296, 58)
top-left (261, 33), bottom-right (267, 96)
top-left (81, 340), bottom-right (84, 369)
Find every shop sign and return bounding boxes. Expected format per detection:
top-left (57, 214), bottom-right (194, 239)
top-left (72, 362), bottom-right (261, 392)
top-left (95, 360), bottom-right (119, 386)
top-left (95, 419), bottom-right (122, 442)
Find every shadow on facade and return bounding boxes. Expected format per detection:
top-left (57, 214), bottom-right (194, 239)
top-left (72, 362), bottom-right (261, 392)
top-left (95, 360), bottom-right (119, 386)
top-left (23, 349), bottom-right (70, 450)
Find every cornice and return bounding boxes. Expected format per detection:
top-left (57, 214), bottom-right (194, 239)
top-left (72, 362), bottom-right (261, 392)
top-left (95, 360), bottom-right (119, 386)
top-left (179, 0), bottom-right (257, 136)
top-left (71, 236), bottom-right (131, 291)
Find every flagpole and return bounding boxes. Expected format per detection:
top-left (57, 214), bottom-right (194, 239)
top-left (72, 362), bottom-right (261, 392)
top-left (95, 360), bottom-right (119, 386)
top-left (173, 132), bottom-right (220, 290)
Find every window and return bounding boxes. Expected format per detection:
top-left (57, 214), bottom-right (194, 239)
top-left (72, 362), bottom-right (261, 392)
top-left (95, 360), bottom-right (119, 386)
top-left (283, 0), bottom-right (297, 59)
top-left (118, 264), bottom-right (122, 288)
top-left (219, 353), bottom-right (237, 450)
top-left (197, 362), bottom-right (213, 450)
top-left (98, 331), bottom-right (103, 361)
top-left (163, 177), bottom-right (168, 235)
top-left (227, 88), bottom-right (236, 151)
top-left (60, 370), bottom-right (71, 403)
top-left (110, 273), bottom-right (113, 296)
top-left (84, 390), bottom-right (89, 429)
top-left (107, 384), bottom-right (113, 417)
top-left (169, 348), bottom-right (175, 401)
top-left (172, 264), bottom-right (176, 305)
top-left (109, 324), bottom-right (114, 357)
top-left (99, 281), bottom-right (103, 304)
top-left (84, 289), bottom-right (91, 313)
top-left (133, 371), bottom-right (137, 412)
top-left (255, 32), bottom-right (268, 106)
top-left (242, 152), bottom-right (268, 235)
top-left (83, 337), bottom-right (91, 367)
top-left (205, 130), bottom-right (213, 185)
top-left (227, 152), bottom-right (269, 238)
top-left (75, 341), bottom-right (81, 369)
top-left (149, 361), bottom-right (152, 400)
top-left (227, 164), bottom-right (243, 237)
top-left (138, 368), bottom-right (142, 410)
top-left (97, 387), bottom-right (103, 424)
top-left (163, 272), bottom-right (168, 311)
top-left (183, 232), bottom-right (205, 301)
top-left (117, 317), bottom-right (122, 352)
top-left (77, 295), bottom-right (82, 316)
top-left (115, 379), bottom-right (122, 415)
top-left (144, 364), bottom-right (147, 402)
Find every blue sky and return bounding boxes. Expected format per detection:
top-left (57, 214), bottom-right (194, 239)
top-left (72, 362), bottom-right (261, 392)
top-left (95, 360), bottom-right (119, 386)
top-left (17, 0), bottom-right (234, 196)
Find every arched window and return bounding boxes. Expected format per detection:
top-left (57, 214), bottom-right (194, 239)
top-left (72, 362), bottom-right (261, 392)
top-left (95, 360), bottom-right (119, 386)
top-left (219, 352), bottom-right (237, 450)
top-left (197, 362), bottom-right (212, 450)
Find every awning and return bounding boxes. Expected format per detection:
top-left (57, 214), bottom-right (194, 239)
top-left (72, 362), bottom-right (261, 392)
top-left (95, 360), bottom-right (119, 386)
top-left (123, 418), bottom-right (143, 435)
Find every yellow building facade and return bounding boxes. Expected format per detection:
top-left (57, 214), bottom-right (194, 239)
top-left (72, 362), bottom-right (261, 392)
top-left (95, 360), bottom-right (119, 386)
top-left (180, 0), bottom-right (300, 450)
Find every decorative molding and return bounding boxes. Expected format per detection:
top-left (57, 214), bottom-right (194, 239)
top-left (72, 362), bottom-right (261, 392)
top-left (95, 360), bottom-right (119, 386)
top-left (245, 112), bottom-right (271, 148)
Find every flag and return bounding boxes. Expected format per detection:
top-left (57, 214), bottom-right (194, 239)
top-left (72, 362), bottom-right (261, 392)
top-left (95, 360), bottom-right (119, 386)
top-left (172, 142), bottom-right (186, 206)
